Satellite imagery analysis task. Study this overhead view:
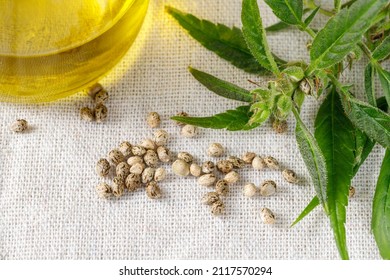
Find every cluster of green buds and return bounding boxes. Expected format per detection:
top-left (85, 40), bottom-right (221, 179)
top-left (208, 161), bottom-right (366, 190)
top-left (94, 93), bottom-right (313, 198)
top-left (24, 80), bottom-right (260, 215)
top-left (248, 65), bottom-right (330, 130)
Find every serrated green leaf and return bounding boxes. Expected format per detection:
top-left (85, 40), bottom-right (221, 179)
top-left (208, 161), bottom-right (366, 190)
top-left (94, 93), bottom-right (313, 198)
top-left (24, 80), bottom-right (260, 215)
top-left (304, 6), bottom-right (320, 27)
top-left (188, 67), bottom-right (253, 103)
top-left (372, 36), bottom-right (390, 61)
top-left (372, 149), bottom-right (390, 259)
top-left (315, 89), bottom-right (356, 260)
top-left (265, 21), bottom-right (290, 32)
top-left (364, 63), bottom-right (377, 106)
top-left (293, 108), bottom-right (328, 206)
top-left (171, 106), bottom-right (258, 131)
top-left (264, 0), bottom-right (304, 26)
top-left (290, 196), bottom-right (320, 227)
top-left (353, 128), bottom-right (375, 176)
top-left (308, 0), bottom-right (388, 72)
top-left (376, 66), bottom-right (390, 107)
top-left (165, 6), bottom-right (268, 74)
top-left (242, 0), bottom-right (280, 74)
top-left (341, 95), bottom-right (390, 149)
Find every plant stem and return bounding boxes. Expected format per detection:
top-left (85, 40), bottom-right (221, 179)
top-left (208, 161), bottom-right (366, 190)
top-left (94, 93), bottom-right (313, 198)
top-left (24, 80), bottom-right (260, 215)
top-left (341, 0), bottom-right (357, 9)
top-left (358, 42), bottom-right (374, 61)
top-left (304, 26), bottom-right (317, 38)
top-left (334, 0), bottom-right (341, 13)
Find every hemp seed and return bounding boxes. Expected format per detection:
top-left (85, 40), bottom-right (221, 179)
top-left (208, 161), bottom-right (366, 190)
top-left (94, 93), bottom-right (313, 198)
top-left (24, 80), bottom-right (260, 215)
top-left (142, 167), bottom-right (155, 184)
top-left (95, 89), bottom-right (109, 104)
top-left (125, 173), bottom-right (141, 191)
top-left (260, 207), bottom-right (276, 224)
top-left (198, 173), bottom-right (217, 187)
top-left (86, 83), bottom-right (103, 99)
top-left (282, 169), bottom-right (299, 184)
top-left (144, 150), bottom-right (158, 167)
top-left (177, 152), bottom-right (193, 163)
top-left (211, 200), bottom-right (225, 215)
top-left (156, 146), bottom-right (171, 163)
top-left (216, 160), bottom-right (234, 174)
top-left (252, 156), bottom-right (266, 170)
top-left (190, 163), bottom-right (202, 177)
top-left (264, 156), bottom-right (280, 170)
top-left (80, 107), bottom-right (94, 122)
top-left (154, 129), bottom-right (169, 146)
top-left (119, 141), bottom-right (132, 158)
top-left (201, 192), bottom-right (220, 205)
top-left (127, 156), bottom-right (143, 166)
top-left (10, 119), bottom-right (28, 132)
top-left (172, 159), bottom-right (190, 177)
top-left (181, 124), bottom-right (198, 137)
top-left (215, 179), bottom-right (229, 196)
top-left (96, 158), bottom-right (111, 177)
top-left (94, 103), bottom-right (108, 123)
top-left (96, 182), bottom-right (112, 198)
top-left (115, 162), bottom-right (130, 180)
top-left (131, 145), bottom-right (147, 156)
top-left (201, 161), bottom-right (215, 174)
top-left (174, 111), bottom-right (189, 126)
top-left (108, 149), bottom-right (125, 165)
top-left (243, 183), bottom-right (257, 198)
top-left (349, 186), bottom-right (356, 198)
top-left (154, 167), bottom-right (167, 182)
top-left (140, 138), bottom-right (156, 150)
top-left (130, 162), bottom-right (145, 175)
top-left (207, 143), bottom-right (224, 157)
top-left (224, 171), bottom-right (240, 185)
top-left (227, 156), bottom-right (245, 169)
top-left (112, 177), bottom-right (125, 197)
top-left (259, 180), bottom-right (277, 196)
top-left (147, 112), bottom-right (161, 128)
top-left (146, 181), bottom-right (162, 199)
top-left (242, 152), bottom-right (256, 164)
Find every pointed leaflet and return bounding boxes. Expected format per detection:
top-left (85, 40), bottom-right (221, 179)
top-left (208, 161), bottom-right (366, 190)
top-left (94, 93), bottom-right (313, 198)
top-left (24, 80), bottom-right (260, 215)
top-left (171, 106), bottom-right (258, 131)
top-left (189, 67), bottom-right (253, 103)
top-left (372, 149), bottom-right (390, 260)
top-left (364, 63), bottom-right (376, 106)
top-left (341, 95), bottom-right (390, 149)
top-left (241, 0), bottom-right (280, 74)
top-left (376, 66), bottom-right (390, 107)
top-left (308, 0), bottom-right (388, 72)
top-left (264, 0), bottom-right (304, 26)
top-left (290, 196), bottom-right (320, 227)
top-left (293, 108), bottom-right (328, 205)
top-left (304, 6), bottom-right (320, 27)
top-left (165, 6), bottom-right (267, 74)
top-left (315, 89), bottom-right (356, 260)
top-left (372, 36), bottom-right (390, 61)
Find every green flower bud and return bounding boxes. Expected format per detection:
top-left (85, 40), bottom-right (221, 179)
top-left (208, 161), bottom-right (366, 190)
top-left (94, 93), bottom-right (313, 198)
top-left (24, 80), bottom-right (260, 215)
top-left (282, 66), bottom-right (305, 82)
top-left (293, 89), bottom-right (305, 109)
top-left (249, 108), bottom-right (271, 125)
top-left (251, 88), bottom-right (272, 102)
top-left (274, 95), bottom-right (292, 120)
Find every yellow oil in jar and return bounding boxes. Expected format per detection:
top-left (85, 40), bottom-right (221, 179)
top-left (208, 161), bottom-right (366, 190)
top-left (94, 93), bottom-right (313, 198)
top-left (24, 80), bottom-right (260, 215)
top-left (0, 0), bottom-right (149, 103)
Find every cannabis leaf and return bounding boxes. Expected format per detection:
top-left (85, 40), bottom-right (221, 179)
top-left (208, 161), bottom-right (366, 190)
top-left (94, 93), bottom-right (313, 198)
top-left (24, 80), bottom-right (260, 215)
top-left (265, 21), bottom-right (290, 32)
top-left (372, 36), bottom-right (390, 62)
top-left (171, 106), bottom-right (258, 131)
top-left (188, 67), bottom-right (253, 102)
top-left (165, 6), bottom-right (268, 74)
top-left (291, 196), bottom-right (320, 227)
top-left (264, 0), bottom-right (304, 26)
top-left (376, 66), bottom-right (390, 107)
top-left (372, 149), bottom-right (390, 260)
top-left (242, 0), bottom-right (280, 74)
top-left (315, 89), bottom-right (356, 260)
top-left (341, 95), bottom-right (390, 149)
top-left (364, 63), bottom-right (377, 106)
top-left (308, 0), bottom-right (388, 73)
top-left (304, 6), bottom-right (320, 27)
top-left (293, 108), bottom-right (328, 206)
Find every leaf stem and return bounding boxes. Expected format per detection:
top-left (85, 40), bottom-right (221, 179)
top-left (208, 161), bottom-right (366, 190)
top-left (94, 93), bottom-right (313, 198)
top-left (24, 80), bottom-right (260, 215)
top-left (334, 0), bottom-right (342, 13)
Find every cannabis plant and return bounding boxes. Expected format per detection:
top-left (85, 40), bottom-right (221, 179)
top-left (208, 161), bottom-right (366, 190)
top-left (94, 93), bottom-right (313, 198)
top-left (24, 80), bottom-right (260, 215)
top-left (167, 0), bottom-right (390, 259)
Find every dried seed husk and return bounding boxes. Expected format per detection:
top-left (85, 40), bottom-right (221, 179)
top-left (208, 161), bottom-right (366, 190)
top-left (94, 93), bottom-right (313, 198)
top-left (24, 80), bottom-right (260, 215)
top-left (147, 112), bottom-right (161, 128)
top-left (96, 182), bottom-right (112, 198)
top-left (154, 167), bottom-right (167, 182)
top-left (181, 124), bottom-right (198, 137)
top-left (227, 156), bottom-right (245, 169)
top-left (224, 171), bottom-right (240, 185)
top-left (260, 207), bottom-right (276, 224)
top-left (125, 173), bottom-right (141, 191)
top-left (80, 107), bottom-right (94, 122)
top-left (198, 173), bottom-right (217, 187)
top-left (177, 152), bottom-right (193, 163)
top-left (264, 156), bottom-right (280, 170)
top-left (144, 150), bottom-right (158, 167)
top-left (10, 119), bottom-right (28, 132)
top-left (202, 161), bottom-right (215, 173)
top-left (242, 152), bottom-right (256, 164)
top-left (259, 180), bottom-right (277, 197)
top-left (146, 181), bottom-right (162, 199)
top-left (216, 160), bottom-right (234, 174)
top-left (215, 179), bottom-right (229, 196)
top-left (154, 129), bottom-right (169, 146)
top-left (272, 119), bottom-right (288, 134)
top-left (115, 162), bottom-right (130, 180)
top-left (201, 192), bottom-right (220, 205)
top-left (211, 200), bottom-right (225, 215)
top-left (282, 169), bottom-right (299, 184)
top-left (108, 149), bottom-right (125, 165)
top-left (96, 158), bottom-right (111, 177)
top-left (243, 183), bottom-right (257, 198)
top-left (127, 156), bottom-right (143, 166)
top-left (119, 141), bottom-right (132, 157)
top-left (172, 159), bottom-right (190, 177)
top-left (207, 143), bottom-right (224, 157)
top-left (156, 146), bottom-right (171, 163)
top-left (142, 167), bottom-right (155, 184)
top-left (252, 156), bottom-right (266, 170)
top-left (190, 163), bottom-right (202, 177)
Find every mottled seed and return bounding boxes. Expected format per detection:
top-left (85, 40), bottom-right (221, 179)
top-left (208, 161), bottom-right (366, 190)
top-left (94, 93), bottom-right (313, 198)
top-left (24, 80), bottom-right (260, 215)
top-left (259, 180), bottom-right (277, 197)
top-left (207, 143), bottom-right (224, 157)
top-left (243, 183), bottom-right (257, 198)
top-left (95, 89), bottom-right (109, 104)
top-left (144, 150), bottom-right (158, 167)
top-left (96, 158), bottom-right (111, 177)
top-left (190, 163), bottom-right (202, 177)
top-left (119, 141), bottom-right (132, 157)
top-left (95, 103), bottom-right (108, 123)
top-left (252, 156), bottom-right (266, 170)
top-left (201, 192), bottom-right (220, 205)
top-left (154, 130), bottom-right (169, 146)
top-left (147, 112), bottom-right (161, 128)
top-left (201, 161), bottom-right (215, 174)
top-left (86, 83), bottom-right (103, 99)
top-left (116, 162), bottom-right (130, 180)
top-left (242, 152), bottom-right (256, 164)
top-left (177, 152), bottom-right (193, 163)
top-left (224, 171), bottom-right (240, 185)
top-left (146, 181), bottom-right (162, 199)
top-left (156, 146), bottom-right (171, 163)
top-left (10, 119), bottom-right (28, 132)
top-left (216, 160), bottom-right (234, 174)
top-left (125, 173), bottom-right (141, 191)
top-left (227, 156), bottom-right (245, 169)
top-left (80, 107), bottom-right (94, 122)
top-left (127, 156), bottom-right (143, 166)
top-left (282, 169), bottom-right (299, 184)
top-left (211, 200), bottom-right (225, 215)
top-left (154, 167), bottom-right (167, 182)
top-left (181, 124), bottom-right (198, 137)
top-left (112, 177), bottom-right (125, 198)
top-left (140, 138), bottom-right (156, 150)
top-left (132, 145), bottom-right (147, 156)
top-left (172, 159), bottom-right (190, 177)
top-left (108, 149), bottom-right (125, 165)
top-left (264, 156), bottom-right (280, 170)
top-left (96, 182), bottom-right (112, 198)
top-left (130, 163), bottom-right (145, 175)
top-left (142, 167), bottom-right (155, 184)
top-left (260, 207), bottom-right (276, 224)
top-left (198, 173), bottom-right (217, 187)
top-left (215, 179), bottom-right (229, 196)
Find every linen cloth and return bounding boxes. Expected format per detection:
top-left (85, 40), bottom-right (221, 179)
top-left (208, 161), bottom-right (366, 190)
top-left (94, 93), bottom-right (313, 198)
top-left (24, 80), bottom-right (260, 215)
top-left (0, 0), bottom-right (387, 259)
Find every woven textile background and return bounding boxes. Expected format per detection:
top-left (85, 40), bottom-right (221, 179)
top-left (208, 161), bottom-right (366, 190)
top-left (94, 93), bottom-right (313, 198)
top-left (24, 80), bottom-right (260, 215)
top-left (0, 0), bottom-right (387, 259)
